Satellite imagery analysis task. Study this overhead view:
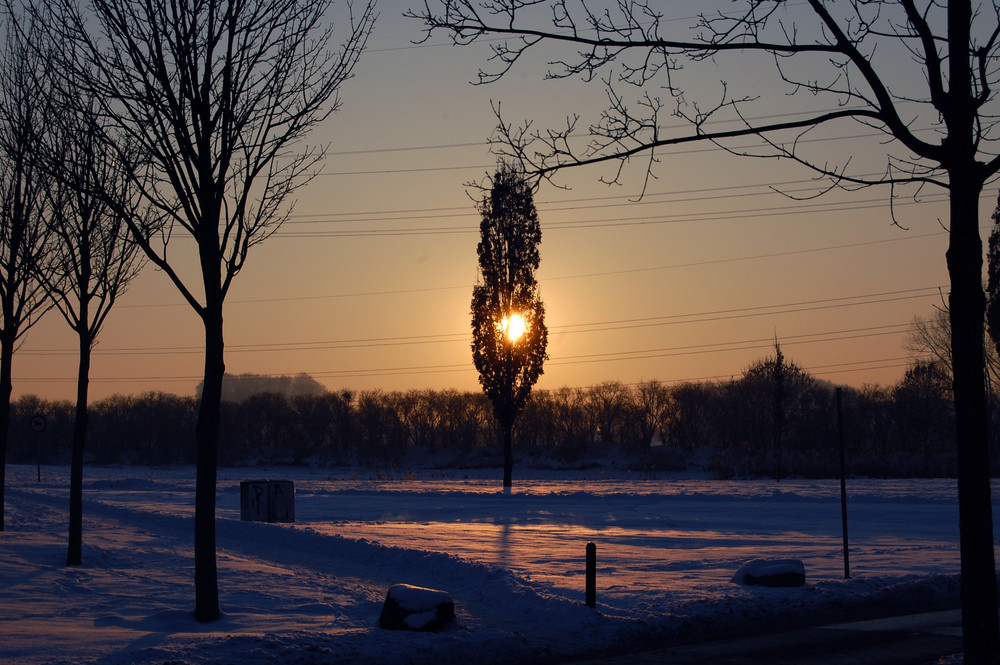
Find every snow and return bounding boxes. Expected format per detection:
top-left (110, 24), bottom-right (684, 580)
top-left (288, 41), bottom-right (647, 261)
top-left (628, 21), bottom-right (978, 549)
top-left (387, 584), bottom-right (452, 613)
top-left (731, 558), bottom-right (806, 585)
top-left (381, 583), bottom-right (455, 631)
top-left (0, 464), bottom-right (977, 664)
top-left (402, 610), bottom-right (438, 630)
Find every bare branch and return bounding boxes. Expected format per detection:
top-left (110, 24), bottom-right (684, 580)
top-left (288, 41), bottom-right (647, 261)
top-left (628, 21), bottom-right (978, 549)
top-left (41, 0), bottom-right (376, 314)
top-left (412, 1), bottom-right (992, 195)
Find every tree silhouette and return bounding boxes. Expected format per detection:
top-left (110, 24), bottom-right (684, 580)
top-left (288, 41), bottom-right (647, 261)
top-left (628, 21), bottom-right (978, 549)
top-left (987, 193), bottom-right (1000, 360)
top-left (411, 2), bottom-right (1000, 658)
top-left (471, 164), bottom-right (548, 488)
top-left (741, 337), bottom-right (807, 481)
top-left (0, 11), bottom-right (62, 532)
top-left (43, 0), bottom-right (376, 622)
top-left (41, 88), bottom-right (148, 566)
top-left (907, 305), bottom-right (1000, 389)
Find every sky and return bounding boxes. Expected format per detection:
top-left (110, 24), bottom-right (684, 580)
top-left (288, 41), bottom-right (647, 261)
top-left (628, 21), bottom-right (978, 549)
top-left (12, 2), bottom-right (995, 402)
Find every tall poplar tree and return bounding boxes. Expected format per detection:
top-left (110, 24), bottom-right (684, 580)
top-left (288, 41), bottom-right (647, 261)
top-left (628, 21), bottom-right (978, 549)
top-left (471, 164), bottom-right (548, 488)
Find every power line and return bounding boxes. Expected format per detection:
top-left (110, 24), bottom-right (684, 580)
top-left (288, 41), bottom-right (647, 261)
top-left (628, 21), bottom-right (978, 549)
top-left (286, 173), bottom-right (890, 222)
top-left (315, 126), bottom-right (943, 177)
top-left (555, 286), bottom-right (940, 330)
top-left (658, 356), bottom-right (933, 387)
top-left (35, 286), bottom-right (943, 357)
top-left (317, 163), bottom-right (493, 177)
top-left (543, 234), bottom-right (944, 284)
top-left (547, 323), bottom-right (918, 366)
top-left (117, 231), bottom-right (946, 310)
top-left (276, 194), bottom-right (949, 238)
top-left (324, 140), bottom-right (487, 156)
top-left (23, 354), bottom-right (924, 387)
top-left (318, 99), bottom-right (928, 161)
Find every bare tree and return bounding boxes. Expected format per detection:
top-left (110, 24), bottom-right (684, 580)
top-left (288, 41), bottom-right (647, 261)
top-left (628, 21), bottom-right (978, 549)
top-left (410, 2), bottom-right (1000, 659)
top-left (40, 88), bottom-right (148, 566)
top-left (906, 305), bottom-right (1000, 391)
top-left (585, 380), bottom-right (629, 444)
top-left (633, 379), bottom-right (672, 450)
top-left (0, 10), bottom-right (61, 532)
top-left (907, 307), bottom-right (956, 374)
top-left (43, 0), bottom-right (376, 622)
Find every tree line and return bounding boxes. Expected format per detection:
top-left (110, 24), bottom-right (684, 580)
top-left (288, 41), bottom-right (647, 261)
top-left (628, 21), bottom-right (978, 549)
top-left (9, 357), bottom-right (979, 479)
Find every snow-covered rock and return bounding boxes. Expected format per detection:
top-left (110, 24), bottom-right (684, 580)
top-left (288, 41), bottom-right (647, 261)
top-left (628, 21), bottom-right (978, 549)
top-left (378, 584), bottom-right (456, 632)
top-left (731, 559), bottom-right (807, 587)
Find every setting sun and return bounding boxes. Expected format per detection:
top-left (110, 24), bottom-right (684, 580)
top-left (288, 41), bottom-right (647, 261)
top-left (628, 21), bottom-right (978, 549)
top-left (500, 313), bottom-right (527, 342)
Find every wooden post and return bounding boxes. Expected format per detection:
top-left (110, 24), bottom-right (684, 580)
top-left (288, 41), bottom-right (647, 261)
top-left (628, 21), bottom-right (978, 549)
top-left (837, 387), bottom-right (850, 579)
top-left (585, 542), bottom-right (596, 608)
top-left (30, 414), bottom-right (46, 482)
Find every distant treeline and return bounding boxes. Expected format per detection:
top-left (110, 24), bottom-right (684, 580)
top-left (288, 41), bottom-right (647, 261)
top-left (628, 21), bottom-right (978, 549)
top-left (7, 361), bottom-right (991, 478)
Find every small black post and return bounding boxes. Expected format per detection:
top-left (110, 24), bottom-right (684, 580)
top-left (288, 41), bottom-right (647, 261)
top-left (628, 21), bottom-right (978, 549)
top-left (30, 414), bottom-right (46, 482)
top-left (836, 387), bottom-right (850, 579)
top-left (585, 542), bottom-right (596, 608)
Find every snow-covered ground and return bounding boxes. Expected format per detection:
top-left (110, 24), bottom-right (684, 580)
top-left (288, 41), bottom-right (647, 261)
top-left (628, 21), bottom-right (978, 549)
top-left (0, 464), bottom-right (977, 664)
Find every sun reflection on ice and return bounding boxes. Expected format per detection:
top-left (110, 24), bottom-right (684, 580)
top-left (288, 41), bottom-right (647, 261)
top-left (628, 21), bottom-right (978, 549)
top-left (294, 476), bottom-right (963, 610)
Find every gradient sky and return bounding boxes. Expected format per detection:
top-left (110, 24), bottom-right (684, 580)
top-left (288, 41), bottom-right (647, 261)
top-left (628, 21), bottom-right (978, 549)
top-left (13, 3), bottom-right (991, 402)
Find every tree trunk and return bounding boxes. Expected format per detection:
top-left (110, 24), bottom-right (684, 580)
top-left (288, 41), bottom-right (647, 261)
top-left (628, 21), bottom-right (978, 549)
top-left (0, 329), bottom-right (13, 532)
top-left (945, 4), bottom-right (999, 659)
top-left (66, 329), bottom-right (91, 566)
top-left (772, 343), bottom-right (785, 482)
top-left (194, 303), bottom-right (224, 623)
top-left (947, 172), bottom-right (1000, 664)
top-left (502, 418), bottom-right (513, 488)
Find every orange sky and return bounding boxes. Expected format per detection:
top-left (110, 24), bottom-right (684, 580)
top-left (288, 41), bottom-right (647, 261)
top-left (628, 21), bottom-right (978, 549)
top-left (12, 4), bottom-right (991, 402)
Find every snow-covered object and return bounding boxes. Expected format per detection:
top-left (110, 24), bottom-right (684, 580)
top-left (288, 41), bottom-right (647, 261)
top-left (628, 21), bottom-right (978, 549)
top-left (379, 584), bottom-right (455, 631)
top-left (732, 559), bottom-right (807, 587)
top-left (239, 479), bottom-right (294, 522)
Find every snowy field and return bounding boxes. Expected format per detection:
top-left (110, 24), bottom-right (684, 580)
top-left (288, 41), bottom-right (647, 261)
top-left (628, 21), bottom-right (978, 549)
top-left (0, 464), bottom-right (980, 664)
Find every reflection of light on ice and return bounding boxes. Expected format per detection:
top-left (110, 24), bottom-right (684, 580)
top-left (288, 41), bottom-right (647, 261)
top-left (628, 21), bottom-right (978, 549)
top-left (314, 520), bottom-right (836, 603)
top-left (298, 476), bottom-right (963, 610)
top-left (60, 467), bottom-right (963, 611)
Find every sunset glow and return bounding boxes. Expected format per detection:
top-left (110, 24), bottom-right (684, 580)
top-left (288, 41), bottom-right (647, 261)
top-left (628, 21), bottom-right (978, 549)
top-left (7, 6), bottom-right (983, 401)
top-left (500, 313), bottom-right (527, 342)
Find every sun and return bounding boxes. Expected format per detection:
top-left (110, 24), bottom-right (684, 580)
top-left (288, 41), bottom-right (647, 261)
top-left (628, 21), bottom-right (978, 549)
top-left (500, 313), bottom-right (527, 342)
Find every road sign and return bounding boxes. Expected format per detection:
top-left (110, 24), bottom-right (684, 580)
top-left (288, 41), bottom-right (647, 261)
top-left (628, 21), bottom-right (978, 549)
top-left (30, 414), bottom-right (46, 432)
